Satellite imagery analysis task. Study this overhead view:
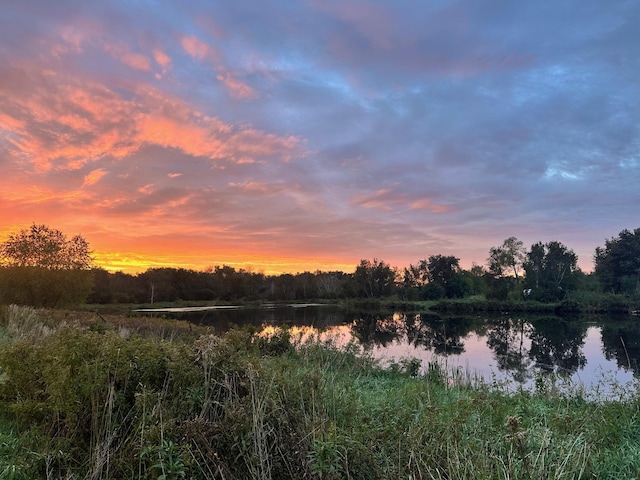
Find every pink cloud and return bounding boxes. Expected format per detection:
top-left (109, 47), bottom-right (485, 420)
top-left (351, 189), bottom-right (394, 211)
top-left (153, 49), bottom-right (171, 69)
top-left (104, 43), bottom-right (152, 71)
top-left (82, 168), bottom-right (108, 187)
top-left (216, 68), bottom-right (257, 99)
top-left (410, 198), bottom-right (451, 214)
top-left (51, 32), bottom-right (83, 58)
top-left (227, 129), bottom-right (302, 162)
top-left (228, 181), bottom-right (285, 195)
top-left (352, 189), bottom-right (451, 213)
top-left (180, 35), bottom-right (217, 62)
top-left (0, 62), bottom-right (304, 171)
top-left (137, 184), bottom-right (154, 194)
top-left (136, 115), bottom-right (226, 159)
top-left (0, 112), bottom-right (25, 131)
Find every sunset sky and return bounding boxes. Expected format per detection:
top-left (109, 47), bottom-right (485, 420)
top-left (1, 1), bottom-right (639, 275)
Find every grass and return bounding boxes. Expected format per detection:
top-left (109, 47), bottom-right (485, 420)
top-left (1, 304), bottom-right (640, 478)
top-left (0, 410), bottom-right (31, 480)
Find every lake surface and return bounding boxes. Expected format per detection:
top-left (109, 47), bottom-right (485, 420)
top-left (148, 304), bottom-right (640, 400)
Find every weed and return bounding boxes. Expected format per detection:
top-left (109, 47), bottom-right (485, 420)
top-left (141, 439), bottom-right (188, 480)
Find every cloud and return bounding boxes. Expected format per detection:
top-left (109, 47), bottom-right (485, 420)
top-left (351, 188), bottom-right (452, 214)
top-left (82, 168), bottom-right (108, 187)
top-left (310, 0), bottom-right (396, 50)
top-left (180, 34), bottom-right (216, 62)
top-left (216, 68), bottom-right (257, 99)
top-left (228, 181), bottom-right (285, 195)
top-left (0, 61), bottom-right (304, 172)
top-left (104, 43), bottom-right (152, 71)
top-left (153, 49), bottom-right (171, 69)
top-left (1, 0), bottom-right (639, 275)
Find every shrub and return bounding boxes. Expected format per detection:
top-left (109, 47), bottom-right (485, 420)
top-left (0, 326), bottom-right (198, 477)
top-left (0, 267), bottom-right (94, 307)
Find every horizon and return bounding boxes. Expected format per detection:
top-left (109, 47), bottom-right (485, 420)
top-left (1, 1), bottom-right (638, 276)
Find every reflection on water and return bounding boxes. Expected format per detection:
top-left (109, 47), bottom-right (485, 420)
top-left (166, 305), bottom-right (640, 399)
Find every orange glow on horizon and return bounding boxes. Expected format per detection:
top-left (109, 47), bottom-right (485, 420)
top-left (92, 250), bottom-right (356, 276)
top-left (0, 221), bottom-right (356, 276)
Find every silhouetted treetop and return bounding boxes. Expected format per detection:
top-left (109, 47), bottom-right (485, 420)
top-left (0, 224), bottom-right (92, 269)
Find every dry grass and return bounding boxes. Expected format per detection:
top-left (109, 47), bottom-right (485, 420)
top-left (0, 305), bottom-right (211, 341)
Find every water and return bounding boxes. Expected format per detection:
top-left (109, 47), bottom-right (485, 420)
top-left (147, 304), bottom-right (640, 400)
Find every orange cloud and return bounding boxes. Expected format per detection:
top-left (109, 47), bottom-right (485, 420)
top-left (82, 168), bottom-right (108, 187)
top-left (410, 198), bottom-right (452, 213)
top-left (0, 64), bottom-right (304, 171)
top-left (0, 112), bottom-right (25, 131)
top-left (137, 116), bottom-right (225, 159)
top-left (137, 184), bottom-right (154, 194)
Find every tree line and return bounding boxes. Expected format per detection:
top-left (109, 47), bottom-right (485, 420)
top-left (1, 224), bottom-right (639, 307)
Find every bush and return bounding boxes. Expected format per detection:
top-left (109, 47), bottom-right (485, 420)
top-left (486, 276), bottom-right (515, 301)
top-left (0, 326), bottom-right (197, 477)
top-left (421, 282), bottom-right (445, 300)
top-left (0, 267), bottom-right (93, 307)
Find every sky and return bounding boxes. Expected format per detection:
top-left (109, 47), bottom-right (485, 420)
top-left (1, 0), bottom-right (639, 275)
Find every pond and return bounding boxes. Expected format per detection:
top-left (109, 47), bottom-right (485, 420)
top-left (140, 304), bottom-right (640, 400)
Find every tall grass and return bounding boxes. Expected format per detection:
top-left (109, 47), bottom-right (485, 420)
top-left (1, 304), bottom-right (57, 339)
top-left (0, 306), bottom-right (639, 478)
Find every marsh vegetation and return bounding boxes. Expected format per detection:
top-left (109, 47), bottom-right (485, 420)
top-left (2, 305), bottom-right (640, 479)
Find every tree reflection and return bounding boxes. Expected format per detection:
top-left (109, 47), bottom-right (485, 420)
top-left (348, 312), bottom-right (477, 354)
top-left (528, 317), bottom-right (587, 374)
top-left (486, 317), bottom-right (534, 382)
top-left (484, 316), bottom-right (588, 381)
top-left (600, 319), bottom-right (640, 375)
top-left (404, 313), bottom-right (440, 348)
top-left (350, 312), bottom-right (402, 347)
top-left (416, 315), bottom-right (476, 355)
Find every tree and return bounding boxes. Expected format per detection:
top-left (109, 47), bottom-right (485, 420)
top-left (545, 241), bottom-right (578, 290)
top-left (0, 224), bottom-right (94, 307)
top-left (426, 255), bottom-right (459, 285)
top-left (487, 237), bottom-right (525, 280)
top-left (424, 255), bottom-right (468, 298)
top-left (0, 224), bottom-right (92, 269)
top-left (316, 271), bottom-right (346, 298)
top-left (464, 264), bottom-right (487, 296)
top-left (399, 259), bottom-right (429, 300)
top-left (523, 241), bottom-right (578, 301)
top-left (352, 258), bottom-right (395, 298)
top-left (594, 227), bottom-right (640, 295)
